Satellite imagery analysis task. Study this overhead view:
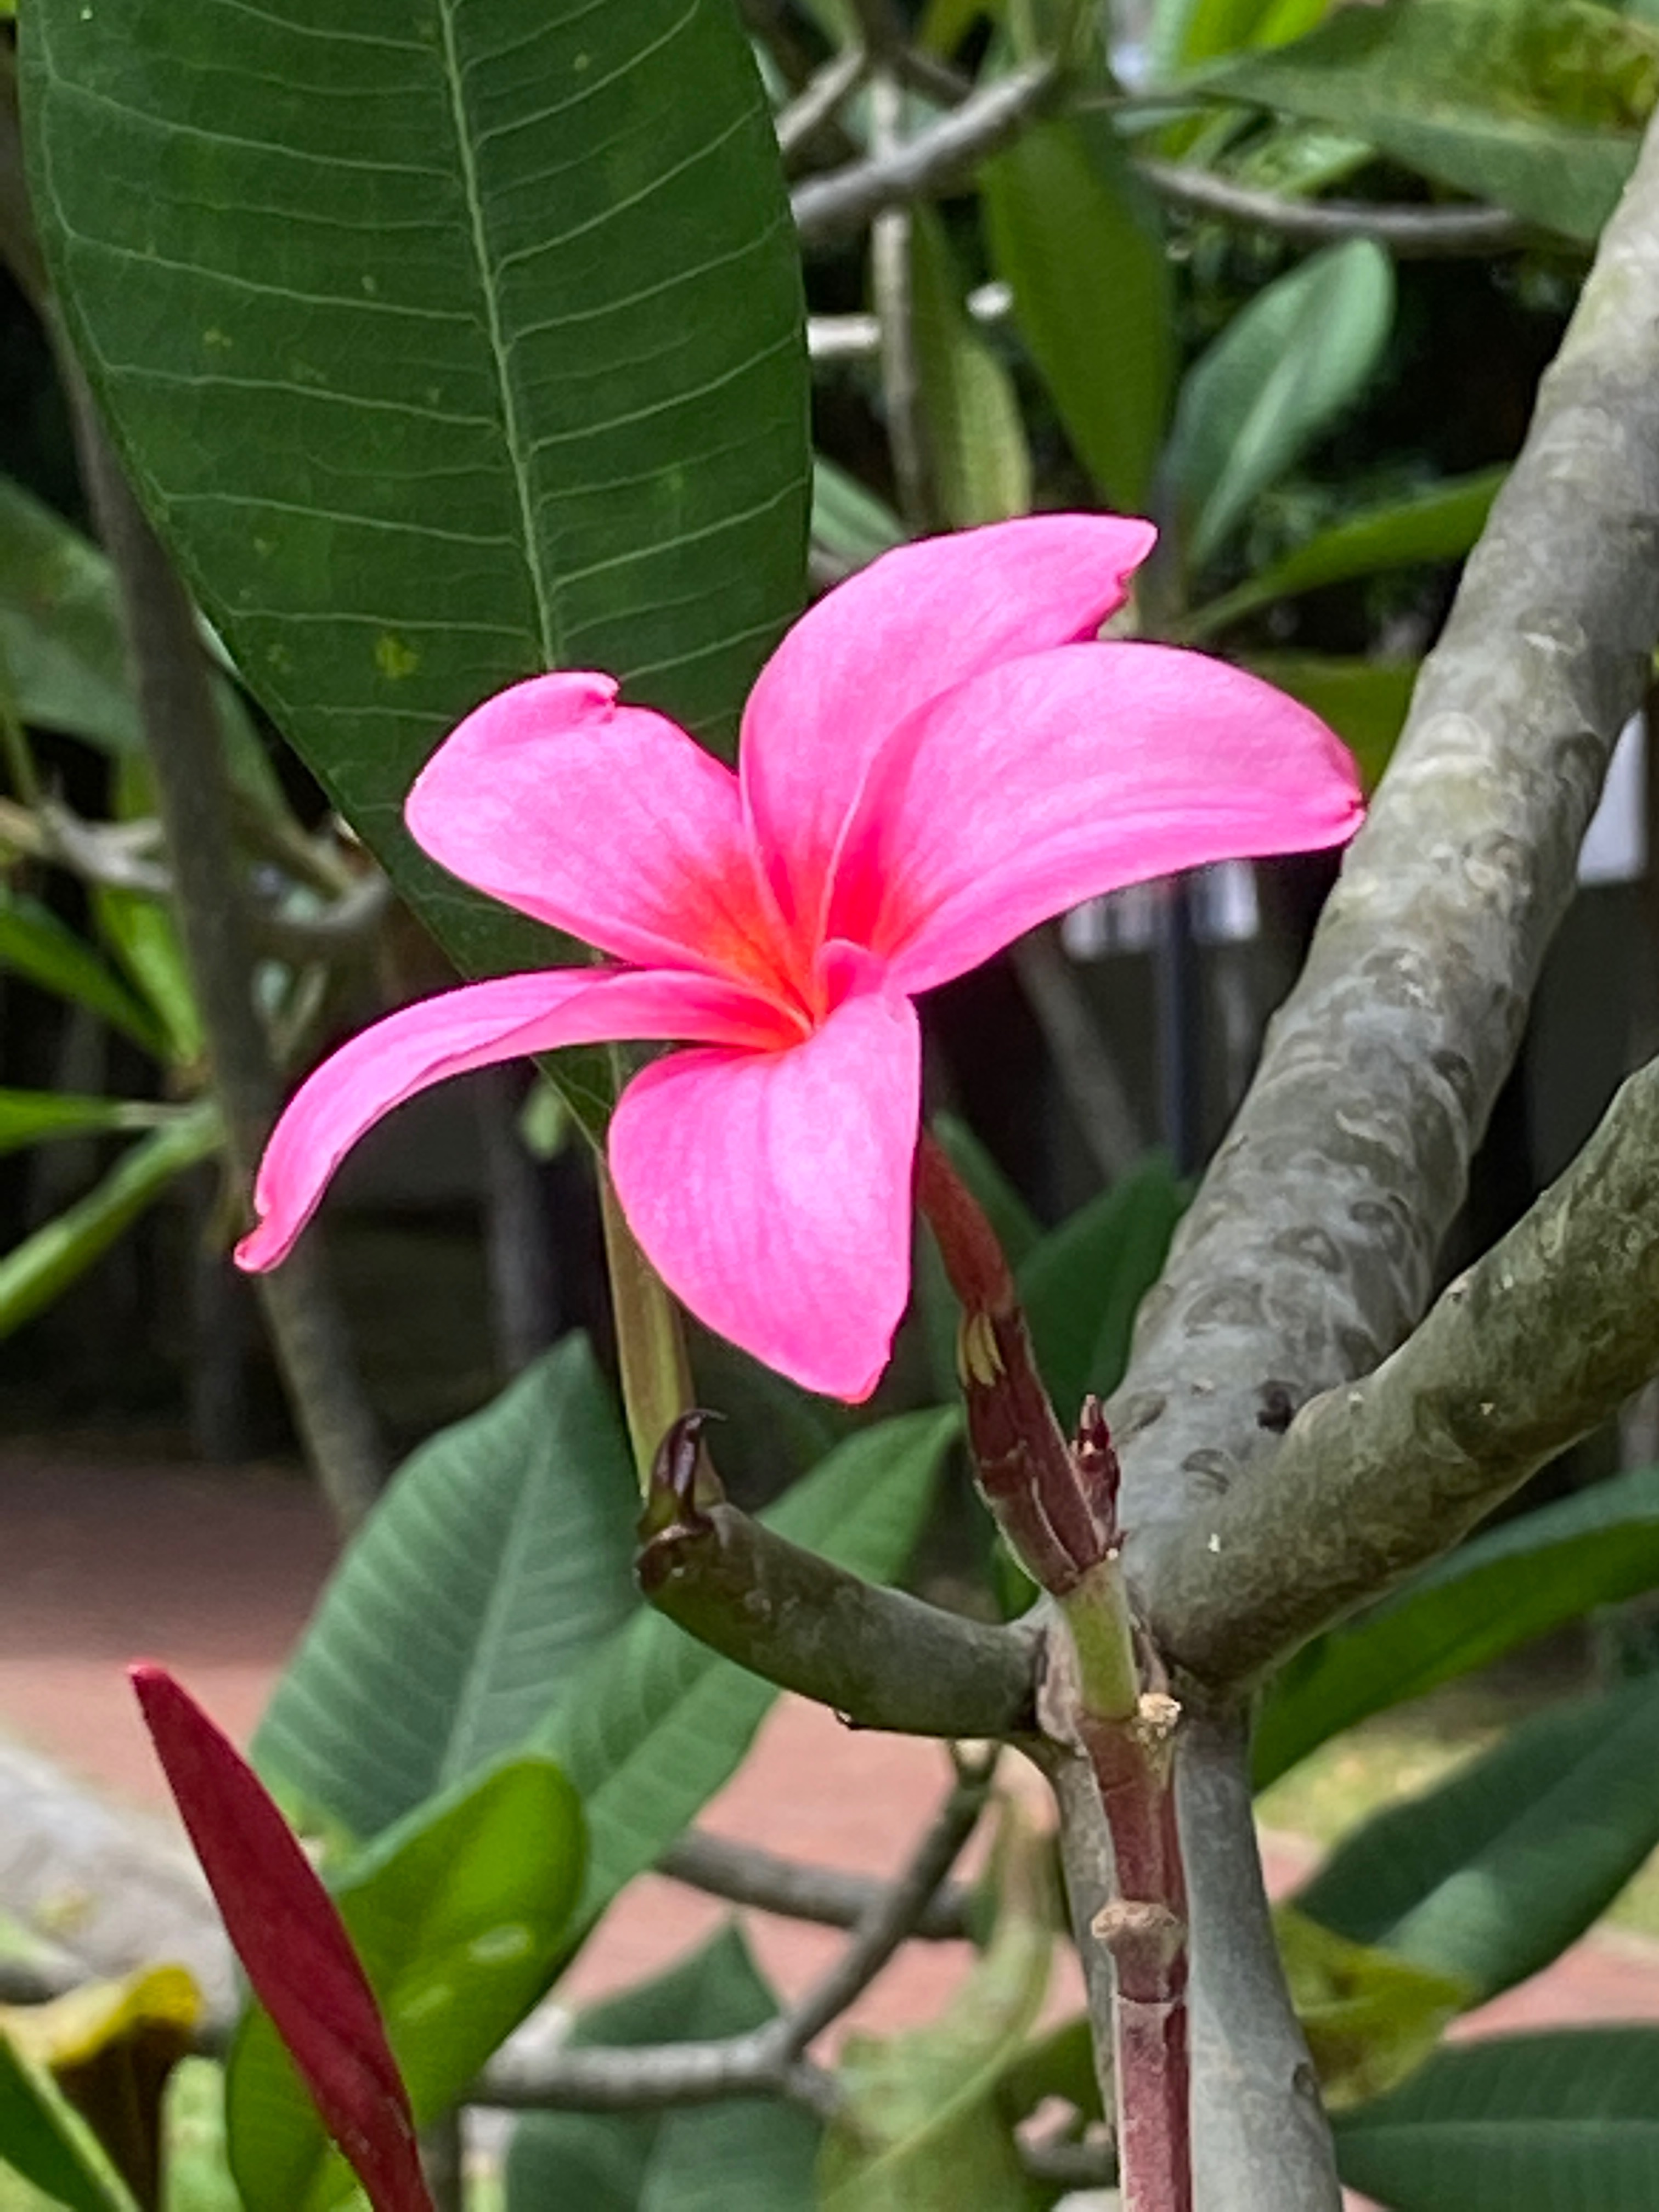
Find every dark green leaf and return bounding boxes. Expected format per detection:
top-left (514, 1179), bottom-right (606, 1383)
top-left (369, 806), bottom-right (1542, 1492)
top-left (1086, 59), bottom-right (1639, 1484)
top-left (538, 1409), bottom-right (955, 1932)
top-left (23, 0), bottom-right (810, 1068)
top-left (1297, 1675), bottom-right (1659, 2000)
top-left (1240, 652), bottom-right (1417, 792)
top-left (506, 1927), bottom-right (818, 2212)
top-left (0, 2034), bottom-right (136, 2212)
top-left (1186, 467), bottom-right (1506, 637)
top-left (910, 210), bottom-right (1031, 528)
top-left (1017, 1153), bottom-right (1185, 1424)
top-left (0, 1102), bottom-right (221, 1341)
top-left (0, 891), bottom-right (169, 1059)
top-left (227, 1756), bottom-right (584, 2212)
top-left (256, 1336), bottom-right (640, 1844)
top-left (1254, 1462), bottom-right (1659, 1787)
top-left (1334, 2029), bottom-right (1659, 2209)
top-left (1206, 0), bottom-right (1657, 242)
top-left (983, 116), bottom-right (1173, 509)
top-left (1167, 238), bottom-right (1394, 571)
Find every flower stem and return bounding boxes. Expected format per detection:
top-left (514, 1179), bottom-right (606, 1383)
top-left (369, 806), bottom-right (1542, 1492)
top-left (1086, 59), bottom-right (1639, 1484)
top-left (914, 1125), bottom-right (1192, 2209)
top-left (598, 1167), bottom-right (695, 1488)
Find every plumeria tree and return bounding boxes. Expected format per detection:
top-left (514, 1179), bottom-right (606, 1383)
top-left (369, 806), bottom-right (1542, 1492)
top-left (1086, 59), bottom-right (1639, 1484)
top-left (6, 2), bottom-right (1659, 2210)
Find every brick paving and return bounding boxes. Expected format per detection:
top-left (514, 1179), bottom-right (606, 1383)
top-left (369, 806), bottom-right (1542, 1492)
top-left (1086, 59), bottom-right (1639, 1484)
top-left (4, 1437), bottom-right (1658, 2091)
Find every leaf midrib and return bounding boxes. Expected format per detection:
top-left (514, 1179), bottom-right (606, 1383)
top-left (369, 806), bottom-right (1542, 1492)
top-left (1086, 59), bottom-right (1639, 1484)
top-left (435, 0), bottom-right (558, 673)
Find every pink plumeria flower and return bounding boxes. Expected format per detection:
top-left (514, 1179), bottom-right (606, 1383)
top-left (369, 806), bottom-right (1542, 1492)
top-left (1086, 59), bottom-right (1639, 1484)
top-left (237, 516), bottom-right (1361, 1399)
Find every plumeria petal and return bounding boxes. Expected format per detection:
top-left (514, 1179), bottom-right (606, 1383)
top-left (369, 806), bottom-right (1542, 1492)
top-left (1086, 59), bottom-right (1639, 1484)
top-left (608, 953), bottom-right (919, 1401)
top-left (236, 968), bottom-right (793, 1273)
top-left (408, 672), bottom-right (783, 988)
top-left (828, 641), bottom-right (1364, 995)
top-left (131, 1666), bottom-right (433, 2212)
top-left (740, 515), bottom-right (1158, 945)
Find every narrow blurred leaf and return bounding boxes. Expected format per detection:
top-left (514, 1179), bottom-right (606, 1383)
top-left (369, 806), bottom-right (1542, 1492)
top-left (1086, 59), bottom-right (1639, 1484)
top-left (811, 460), bottom-right (907, 574)
top-left (1018, 1153), bottom-right (1186, 1423)
top-left (910, 210), bottom-right (1032, 528)
top-left (1241, 652), bottom-right (1417, 792)
top-left (132, 1667), bottom-right (432, 2212)
top-left (1207, 0), bottom-right (1657, 241)
top-left (23, 0), bottom-right (810, 1055)
top-left (227, 1756), bottom-right (582, 2212)
top-left (0, 891), bottom-right (170, 1059)
top-left (820, 1801), bottom-right (1056, 2210)
top-left (1167, 239), bottom-right (1395, 571)
top-left (983, 117), bottom-right (1173, 509)
top-left (1297, 1675), bottom-right (1659, 2002)
top-left (0, 476), bottom-right (283, 810)
top-left (506, 1927), bottom-right (818, 2212)
top-left (0, 1102), bottom-right (221, 1341)
top-left (0, 1091), bottom-right (175, 1159)
top-left (1187, 467), bottom-right (1506, 637)
top-left (1255, 1462), bottom-right (1659, 1786)
top-left (1275, 1905), bottom-right (1471, 2111)
top-left (0, 2035), bottom-right (137, 2212)
top-left (1159, 0), bottom-right (1331, 72)
top-left (256, 1336), bottom-right (639, 1845)
top-left (1334, 2029), bottom-right (1659, 2209)
top-left (539, 1410), bottom-right (955, 1933)
top-left (91, 759), bottom-right (205, 1065)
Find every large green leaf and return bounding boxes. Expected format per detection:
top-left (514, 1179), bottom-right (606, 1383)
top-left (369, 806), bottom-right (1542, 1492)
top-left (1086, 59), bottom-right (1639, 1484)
top-left (0, 1101), bottom-right (221, 1341)
top-left (1296, 1674), bottom-right (1659, 2001)
top-left (1017, 1152), bottom-right (1186, 1426)
top-left (1186, 466), bottom-right (1507, 638)
top-left (910, 209), bottom-right (1032, 528)
top-left (538, 1409), bottom-right (956, 1932)
top-left (256, 1335), bottom-right (640, 1844)
top-left (1254, 1462), bottom-right (1659, 1787)
top-left (0, 890), bottom-right (169, 1060)
top-left (505, 1927), bottom-right (818, 2212)
top-left (0, 2035), bottom-right (136, 2212)
top-left (983, 116), bottom-right (1173, 511)
top-left (22, 0), bottom-right (810, 1015)
top-left (1334, 2029), bottom-right (1659, 2209)
top-left (1207, 0), bottom-right (1657, 242)
top-left (226, 1756), bottom-right (584, 2212)
top-left (1242, 652), bottom-right (1417, 792)
top-left (1167, 238), bottom-right (1394, 573)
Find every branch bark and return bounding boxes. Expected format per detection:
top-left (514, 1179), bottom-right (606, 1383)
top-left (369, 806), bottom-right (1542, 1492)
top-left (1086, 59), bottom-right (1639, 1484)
top-left (1160, 1055), bottom-right (1659, 1680)
top-left (1135, 159), bottom-right (1529, 257)
top-left (659, 1828), bottom-right (970, 1939)
top-left (1116, 110), bottom-right (1659, 1663)
top-left (639, 1492), bottom-right (1042, 1741)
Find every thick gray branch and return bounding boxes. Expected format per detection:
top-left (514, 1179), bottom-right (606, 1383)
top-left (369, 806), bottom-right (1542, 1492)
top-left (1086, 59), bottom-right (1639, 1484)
top-left (639, 1497), bottom-right (1042, 1741)
top-left (1179, 1714), bottom-right (1338, 2212)
top-left (1116, 111), bottom-right (1659, 1662)
top-left (1161, 1057), bottom-right (1659, 1678)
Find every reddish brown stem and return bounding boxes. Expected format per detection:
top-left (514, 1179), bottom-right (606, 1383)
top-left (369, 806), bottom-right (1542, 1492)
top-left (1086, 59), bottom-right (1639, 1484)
top-left (1084, 1710), bottom-right (1193, 2212)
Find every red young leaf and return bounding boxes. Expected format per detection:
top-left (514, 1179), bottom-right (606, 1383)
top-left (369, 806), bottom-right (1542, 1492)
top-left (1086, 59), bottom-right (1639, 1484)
top-left (129, 1663), bottom-right (434, 2212)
